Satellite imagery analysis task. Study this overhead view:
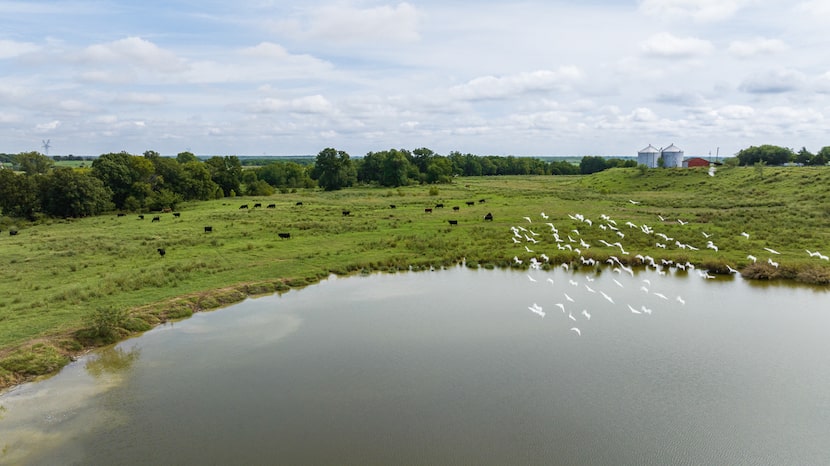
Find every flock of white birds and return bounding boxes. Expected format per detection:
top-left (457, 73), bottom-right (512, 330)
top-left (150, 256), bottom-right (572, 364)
top-left (513, 202), bottom-right (828, 336)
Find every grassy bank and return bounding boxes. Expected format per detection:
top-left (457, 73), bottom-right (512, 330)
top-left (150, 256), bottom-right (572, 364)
top-left (2, 166), bottom-right (830, 389)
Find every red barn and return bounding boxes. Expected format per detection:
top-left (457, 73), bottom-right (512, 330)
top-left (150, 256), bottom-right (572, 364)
top-left (683, 157), bottom-right (710, 168)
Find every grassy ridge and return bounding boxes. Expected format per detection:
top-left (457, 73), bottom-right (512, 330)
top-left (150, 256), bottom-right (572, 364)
top-left (2, 166), bottom-right (830, 388)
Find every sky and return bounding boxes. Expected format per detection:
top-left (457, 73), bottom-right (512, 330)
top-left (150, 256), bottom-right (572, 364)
top-left (1, 0), bottom-right (829, 158)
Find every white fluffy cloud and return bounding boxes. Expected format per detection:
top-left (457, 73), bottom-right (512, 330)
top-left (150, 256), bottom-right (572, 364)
top-left (639, 0), bottom-right (749, 21)
top-left (78, 37), bottom-right (187, 73)
top-left (276, 2), bottom-right (421, 44)
top-left (0, 39), bottom-right (39, 59)
top-left (739, 69), bottom-right (806, 94)
top-left (450, 67), bottom-right (582, 101)
top-left (641, 33), bottom-right (713, 58)
top-left (728, 38), bottom-right (787, 58)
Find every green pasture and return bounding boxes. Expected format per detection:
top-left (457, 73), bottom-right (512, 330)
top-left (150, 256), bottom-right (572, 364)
top-left (2, 165), bottom-right (830, 387)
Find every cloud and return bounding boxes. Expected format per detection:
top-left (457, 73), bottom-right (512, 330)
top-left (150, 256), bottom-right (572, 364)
top-left (639, 0), bottom-right (749, 21)
top-left (36, 120), bottom-right (61, 131)
top-left (728, 38), bottom-right (787, 58)
top-left (641, 33), bottom-right (713, 58)
top-left (248, 95), bottom-right (333, 114)
top-left (450, 67), bottom-right (582, 101)
top-left (79, 37), bottom-right (187, 73)
top-left (278, 2), bottom-right (421, 44)
top-left (112, 93), bottom-right (166, 105)
top-left (0, 39), bottom-right (39, 59)
top-left (739, 69), bottom-right (806, 94)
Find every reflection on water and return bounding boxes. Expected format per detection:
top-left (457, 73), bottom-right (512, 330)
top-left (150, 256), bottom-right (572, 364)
top-left (85, 346), bottom-right (141, 379)
top-left (2, 266), bottom-right (830, 465)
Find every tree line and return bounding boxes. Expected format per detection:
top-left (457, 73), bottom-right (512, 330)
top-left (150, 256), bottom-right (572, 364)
top-left (0, 148), bottom-right (639, 218)
top-left (7, 142), bottom-right (823, 220)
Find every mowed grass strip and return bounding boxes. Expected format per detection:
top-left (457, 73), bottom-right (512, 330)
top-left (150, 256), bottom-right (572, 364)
top-left (1, 166), bottom-right (830, 388)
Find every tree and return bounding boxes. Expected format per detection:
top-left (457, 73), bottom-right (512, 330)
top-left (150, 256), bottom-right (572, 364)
top-left (176, 151), bottom-right (199, 164)
top-left (736, 145), bottom-right (793, 166)
top-left (425, 156), bottom-right (453, 183)
top-left (794, 147), bottom-right (814, 165)
top-left (205, 156), bottom-right (242, 196)
top-left (812, 147), bottom-right (830, 166)
top-left (311, 148), bottom-right (356, 191)
top-left (41, 168), bottom-right (113, 217)
top-left (0, 169), bottom-right (42, 219)
top-left (180, 161), bottom-right (220, 200)
top-left (579, 156), bottom-right (607, 175)
top-left (14, 151), bottom-right (54, 175)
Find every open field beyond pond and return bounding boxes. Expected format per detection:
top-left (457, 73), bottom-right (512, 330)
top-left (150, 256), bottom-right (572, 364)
top-left (2, 165), bottom-right (830, 389)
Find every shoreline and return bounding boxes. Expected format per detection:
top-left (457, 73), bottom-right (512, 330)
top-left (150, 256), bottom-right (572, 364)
top-left (2, 258), bottom-right (828, 394)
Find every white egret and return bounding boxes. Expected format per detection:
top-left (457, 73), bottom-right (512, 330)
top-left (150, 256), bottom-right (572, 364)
top-left (555, 303), bottom-right (566, 313)
top-left (570, 327), bottom-right (581, 336)
top-left (546, 278), bottom-right (555, 285)
top-left (641, 306), bottom-right (652, 315)
top-left (763, 247), bottom-right (781, 255)
top-left (640, 286), bottom-right (649, 293)
top-left (527, 274), bottom-right (537, 282)
top-left (653, 292), bottom-right (668, 300)
top-left (513, 256), bottom-right (523, 264)
top-left (701, 231), bottom-right (712, 238)
top-left (768, 258), bottom-right (779, 268)
top-left (600, 290), bottom-right (615, 303)
top-left (540, 212), bottom-right (549, 219)
top-left (523, 216), bottom-right (532, 223)
top-left (581, 310), bottom-right (591, 320)
top-left (677, 219), bottom-right (688, 225)
top-left (629, 199), bottom-right (641, 205)
top-left (741, 232), bottom-right (750, 239)
top-left (564, 293), bottom-right (575, 302)
top-left (569, 279), bottom-right (578, 286)
top-left (540, 253), bottom-right (550, 262)
top-left (585, 284), bottom-right (596, 293)
top-left (676, 296), bottom-right (685, 305)
top-left (525, 245), bottom-right (534, 253)
top-left (726, 265), bottom-right (738, 274)
top-left (568, 312), bottom-right (577, 321)
top-left (612, 279), bottom-right (623, 288)
top-left (747, 255), bottom-right (757, 263)
top-left (628, 304), bottom-right (642, 314)
top-left (528, 306), bottom-right (546, 318)
top-left (512, 237), bottom-right (520, 244)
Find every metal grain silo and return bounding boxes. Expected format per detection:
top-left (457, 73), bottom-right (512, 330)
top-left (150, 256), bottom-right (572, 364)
top-left (661, 143), bottom-right (684, 168)
top-left (638, 144), bottom-right (660, 168)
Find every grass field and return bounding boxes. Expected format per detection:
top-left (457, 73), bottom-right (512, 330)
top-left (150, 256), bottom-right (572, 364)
top-left (2, 165), bottom-right (830, 388)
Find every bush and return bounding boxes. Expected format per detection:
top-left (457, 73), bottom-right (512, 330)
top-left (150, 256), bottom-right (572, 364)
top-left (85, 306), bottom-right (129, 343)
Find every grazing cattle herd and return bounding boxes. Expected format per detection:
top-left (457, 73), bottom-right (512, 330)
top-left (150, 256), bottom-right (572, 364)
top-left (70, 197), bottom-right (491, 258)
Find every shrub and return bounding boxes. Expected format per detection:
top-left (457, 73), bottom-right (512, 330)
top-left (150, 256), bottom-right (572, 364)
top-left (85, 306), bottom-right (129, 343)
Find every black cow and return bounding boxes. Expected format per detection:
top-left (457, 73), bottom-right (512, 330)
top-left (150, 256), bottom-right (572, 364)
top-left (267, 204), bottom-right (276, 208)
top-left (157, 248), bottom-right (166, 257)
top-left (173, 212), bottom-right (181, 218)
top-left (452, 206), bottom-right (460, 211)
top-left (204, 226), bottom-right (213, 233)
top-left (435, 203), bottom-right (444, 208)
top-left (278, 232), bottom-right (291, 239)
top-left (138, 214), bottom-right (144, 220)
top-left (152, 216), bottom-right (161, 222)
top-left (239, 204), bottom-right (248, 209)
top-left (295, 202), bottom-right (303, 206)
top-left (479, 199), bottom-right (486, 203)
top-left (10, 230), bottom-right (18, 236)
top-left (342, 210), bottom-right (351, 216)
top-left (117, 213), bottom-right (126, 217)
top-left (484, 212), bottom-right (493, 221)
top-left (448, 220), bottom-right (458, 226)
top-left (389, 204), bottom-right (396, 209)
top-left (466, 201), bottom-right (475, 206)
top-left (424, 208), bottom-right (433, 213)
top-left (254, 203), bottom-right (262, 208)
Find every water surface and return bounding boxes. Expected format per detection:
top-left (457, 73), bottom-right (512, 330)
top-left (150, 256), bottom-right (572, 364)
top-left (2, 267), bottom-right (829, 465)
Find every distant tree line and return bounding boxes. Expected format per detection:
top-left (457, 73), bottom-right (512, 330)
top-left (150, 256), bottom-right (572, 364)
top-left (1, 143), bottom-right (749, 219)
top-left (735, 145), bottom-right (830, 166)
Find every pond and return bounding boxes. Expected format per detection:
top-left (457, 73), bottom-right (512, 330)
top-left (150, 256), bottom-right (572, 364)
top-left (2, 266), bottom-right (830, 465)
